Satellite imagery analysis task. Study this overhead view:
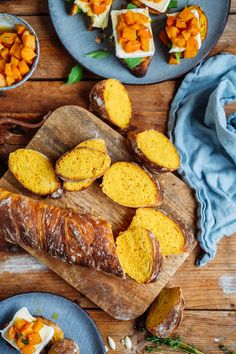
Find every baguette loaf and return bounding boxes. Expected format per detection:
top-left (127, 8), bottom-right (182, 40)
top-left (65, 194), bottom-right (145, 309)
top-left (0, 189), bottom-right (124, 278)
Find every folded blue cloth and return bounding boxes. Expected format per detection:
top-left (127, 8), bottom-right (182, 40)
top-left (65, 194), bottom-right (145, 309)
top-left (168, 53), bottom-right (236, 266)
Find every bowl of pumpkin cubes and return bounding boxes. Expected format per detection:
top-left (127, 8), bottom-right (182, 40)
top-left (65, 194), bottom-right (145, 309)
top-left (0, 14), bottom-right (40, 91)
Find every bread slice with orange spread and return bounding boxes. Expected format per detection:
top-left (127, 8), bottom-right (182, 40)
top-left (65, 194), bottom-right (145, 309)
top-left (89, 79), bottom-right (132, 130)
top-left (127, 129), bottom-right (180, 172)
top-left (8, 149), bottom-right (60, 196)
top-left (102, 162), bottom-right (163, 208)
top-left (116, 227), bottom-right (163, 283)
top-left (129, 208), bottom-right (192, 255)
top-left (146, 287), bottom-right (184, 337)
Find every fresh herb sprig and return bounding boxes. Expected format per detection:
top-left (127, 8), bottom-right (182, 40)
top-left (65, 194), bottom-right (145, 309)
top-left (145, 336), bottom-right (204, 354)
top-left (66, 64), bottom-right (83, 84)
top-left (167, 0), bottom-right (178, 9)
top-left (219, 345), bottom-right (236, 354)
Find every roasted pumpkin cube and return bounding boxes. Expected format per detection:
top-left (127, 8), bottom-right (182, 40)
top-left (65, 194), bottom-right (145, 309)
top-left (166, 26), bottom-right (180, 40)
top-left (166, 15), bottom-right (176, 27)
top-left (14, 44), bottom-right (23, 60)
top-left (28, 332), bottom-right (42, 345)
top-left (178, 8), bottom-right (195, 22)
top-left (18, 60), bottom-right (30, 76)
top-left (176, 19), bottom-right (187, 30)
top-left (6, 75), bottom-right (15, 86)
top-left (10, 56), bottom-right (19, 70)
top-left (1, 47), bottom-right (10, 59)
top-left (16, 337), bottom-right (27, 349)
top-left (32, 318), bottom-right (44, 332)
top-left (125, 11), bottom-right (135, 25)
top-left (140, 37), bottom-right (149, 51)
top-left (138, 27), bottom-right (151, 39)
top-left (182, 30), bottom-right (191, 41)
top-left (5, 63), bottom-right (13, 77)
top-left (91, 2), bottom-right (106, 15)
top-left (20, 321), bottom-right (34, 336)
top-left (22, 344), bottom-right (36, 354)
top-left (188, 24), bottom-right (200, 36)
top-left (16, 24), bottom-right (26, 35)
top-left (14, 319), bottom-right (27, 330)
top-left (10, 42), bottom-right (20, 57)
top-left (186, 35), bottom-right (199, 51)
top-left (22, 34), bottom-right (36, 50)
top-left (122, 27), bottom-right (137, 41)
top-left (21, 47), bottom-right (36, 64)
top-left (12, 67), bottom-right (22, 81)
top-left (184, 49), bottom-right (198, 58)
top-left (0, 59), bottom-right (6, 72)
top-left (0, 33), bottom-right (17, 46)
top-left (173, 34), bottom-right (186, 48)
top-left (124, 40), bottom-right (141, 53)
top-left (0, 73), bottom-right (6, 87)
top-left (7, 326), bottom-right (16, 340)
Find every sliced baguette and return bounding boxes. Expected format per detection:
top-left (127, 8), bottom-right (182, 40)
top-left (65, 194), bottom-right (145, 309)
top-left (116, 227), bottom-right (163, 283)
top-left (127, 129), bottom-right (180, 172)
top-left (63, 138), bottom-right (108, 192)
top-left (146, 287), bottom-right (185, 337)
top-left (102, 162), bottom-right (163, 208)
top-left (8, 149), bottom-right (60, 196)
top-left (129, 208), bottom-right (192, 255)
top-left (56, 147), bottom-right (111, 181)
top-left (121, 57), bottom-right (152, 78)
top-left (89, 79), bottom-right (132, 130)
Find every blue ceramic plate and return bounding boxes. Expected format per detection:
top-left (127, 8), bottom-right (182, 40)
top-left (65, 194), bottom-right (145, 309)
top-left (0, 292), bottom-right (106, 354)
top-left (48, 0), bottom-right (230, 84)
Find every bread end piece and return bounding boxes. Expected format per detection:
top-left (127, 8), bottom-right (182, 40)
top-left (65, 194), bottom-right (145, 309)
top-left (121, 56), bottom-right (152, 78)
top-left (89, 78), bottom-right (132, 130)
top-left (146, 287), bottom-right (185, 337)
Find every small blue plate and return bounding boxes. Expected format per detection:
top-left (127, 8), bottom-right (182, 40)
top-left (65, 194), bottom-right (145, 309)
top-left (48, 0), bottom-right (230, 84)
top-left (0, 292), bottom-right (106, 354)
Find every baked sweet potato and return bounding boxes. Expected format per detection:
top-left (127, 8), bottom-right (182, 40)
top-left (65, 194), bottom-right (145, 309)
top-left (48, 339), bottom-right (80, 354)
top-left (146, 287), bottom-right (185, 337)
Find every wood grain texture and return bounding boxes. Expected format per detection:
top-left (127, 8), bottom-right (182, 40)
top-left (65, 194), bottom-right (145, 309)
top-left (0, 106), bottom-right (196, 320)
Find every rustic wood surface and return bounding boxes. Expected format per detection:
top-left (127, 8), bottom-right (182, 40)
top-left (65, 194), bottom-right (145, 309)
top-left (0, 0), bottom-right (235, 352)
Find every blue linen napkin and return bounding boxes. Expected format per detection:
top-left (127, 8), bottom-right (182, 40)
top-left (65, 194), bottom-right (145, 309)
top-left (168, 53), bottom-right (236, 266)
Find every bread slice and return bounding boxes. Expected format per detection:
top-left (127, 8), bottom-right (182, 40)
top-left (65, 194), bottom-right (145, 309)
top-left (102, 162), bottom-right (163, 208)
top-left (130, 208), bottom-right (192, 255)
top-left (8, 149), bottom-right (60, 196)
top-left (89, 79), bottom-right (132, 130)
top-left (56, 147), bottom-right (111, 181)
top-left (146, 287), bottom-right (184, 337)
top-left (63, 138), bottom-right (108, 192)
top-left (120, 57), bottom-right (152, 78)
top-left (127, 129), bottom-right (180, 172)
top-left (116, 227), bottom-right (163, 283)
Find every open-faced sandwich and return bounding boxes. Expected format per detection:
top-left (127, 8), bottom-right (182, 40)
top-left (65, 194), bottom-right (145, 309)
top-left (111, 8), bottom-right (155, 77)
top-left (70, 0), bottom-right (113, 29)
top-left (130, 0), bottom-right (172, 15)
top-left (159, 6), bottom-right (208, 64)
top-left (0, 307), bottom-right (80, 354)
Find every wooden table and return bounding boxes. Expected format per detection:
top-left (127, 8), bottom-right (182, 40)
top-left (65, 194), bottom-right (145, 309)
top-left (0, 1), bottom-right (236, 353)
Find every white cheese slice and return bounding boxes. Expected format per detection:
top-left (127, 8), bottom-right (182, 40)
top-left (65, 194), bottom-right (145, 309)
top-left (74, 0), bottom-right (111, 29)
top-left (0, 307), bottom-right (55, 354)
top-left (111, 9), bottom-right (155, 59)
top-left (137, 0), bottom-right (171, 13)
top-left (168, 9), bottom-right (201, 53)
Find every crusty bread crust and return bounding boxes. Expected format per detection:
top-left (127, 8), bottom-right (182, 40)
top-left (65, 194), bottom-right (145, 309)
top-left (121, 56), bottom-right (152, 77)
top-left (0, 189), bottom-right (124, 278)
top-left (146, 287), bottom-right (185, 337)
top-left (147, 231), bottom-right (163, 283)
top-left (127, 130), bottom-right (180, 173)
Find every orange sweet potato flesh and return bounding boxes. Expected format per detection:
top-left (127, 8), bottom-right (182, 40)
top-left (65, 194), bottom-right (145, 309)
top-left (21, 47), bottom-right (36, 64)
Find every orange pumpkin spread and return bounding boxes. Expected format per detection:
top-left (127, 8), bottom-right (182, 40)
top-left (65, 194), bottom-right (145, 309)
top-left (7, 318), bottom-right (44, 354)
top-left (0, 24), bottom-right (37, 87)
top-left (116, 11), bottom-right (152, 53)
top-left (80, 0), bottom-right (112, 15)
top-left (160, 7), bottom-right (200, 64)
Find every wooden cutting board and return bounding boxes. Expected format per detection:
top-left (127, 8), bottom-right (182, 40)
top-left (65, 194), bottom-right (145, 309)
top-left (0, 106), bottom-right (197, 320)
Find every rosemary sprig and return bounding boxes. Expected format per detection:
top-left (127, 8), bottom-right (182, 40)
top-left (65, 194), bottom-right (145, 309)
top-left (146, 336), bottom-right (204, 354)
top-left (219, 345), bottom-right (236, 354)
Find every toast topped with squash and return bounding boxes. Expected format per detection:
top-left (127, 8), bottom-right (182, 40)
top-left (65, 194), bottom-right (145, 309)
top-left (159, 6), bottom-right (208, 64)
top-left (130, 0), bottom-right (171, 15)
top-left (111, 9), bottom-right (155, 77)
top-left (71, 0), bottom-right (113, 29)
